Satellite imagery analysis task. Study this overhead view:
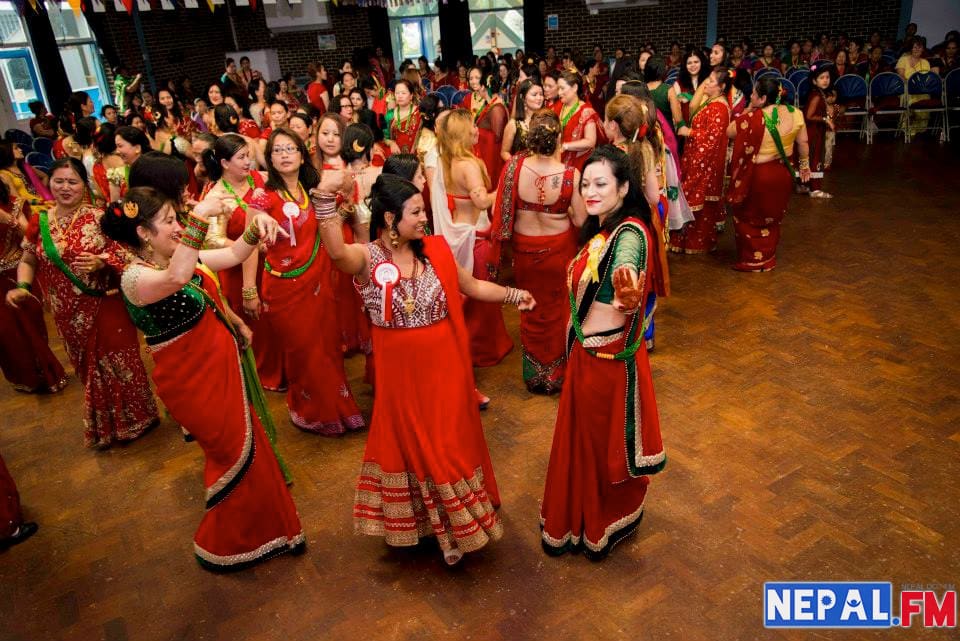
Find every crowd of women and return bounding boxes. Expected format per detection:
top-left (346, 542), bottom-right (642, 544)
top-left (5, 26), bottom-right (899, 566)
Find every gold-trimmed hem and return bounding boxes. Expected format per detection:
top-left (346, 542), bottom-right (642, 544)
top-left (194, 532), bottom-right (305, 566)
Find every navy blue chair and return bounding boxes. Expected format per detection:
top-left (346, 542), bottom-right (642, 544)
top-left (451, 90), bottom-right (468, 106)
top-left (26, 151), bottom-right (52, 172)
top-left (754, 68), bottom-right (782, 80)
top-left (834, 74), bottom-right (870, 141)
top-left (434, 85), bottom-right (457, 107)
top-left (779, 78), bottom-right (797, 106)
top-left (869, 72), bottom-right (908, 141)
top-left (796, 77), bottom-right (811, 106)
top-left (906, 72), bottom-right (945, 141)
top-left (787, 68), bottom-right (809, 87)
top-left (32, 137), bottom-right (53, 156)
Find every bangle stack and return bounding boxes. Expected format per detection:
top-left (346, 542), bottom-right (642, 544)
top-left (798, 157), bottom-right (811, 170)
top-left (312, 192), bottom-right (338, 219)
top-left (241, 222), bottom-right (262, 246)
top-left (241, 286), bottom-right (258, 301)
top-left (181, 214), bottom-right (208, 250)
top-left (15, 281), bottom-right (31, 292)
top-left (503, 286), bottom-right (525, 307)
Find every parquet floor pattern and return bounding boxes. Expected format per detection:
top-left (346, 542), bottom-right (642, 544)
top-left (1, 139), bottom-right (958, 641)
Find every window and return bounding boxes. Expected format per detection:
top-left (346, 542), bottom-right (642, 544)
top-left (47, 2), bottom-right (109, 113)
top-left (0, 1), bottom-right (43, 120)
top-left (468, 0), bottom-right (523, 57)
top-left (387, 1), bottom-right (440, 71)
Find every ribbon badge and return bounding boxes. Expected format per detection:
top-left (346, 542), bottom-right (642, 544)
top-left (372, 261), bottom-right (400, 324)
top-left (281, 201), bottom-right (299, 246)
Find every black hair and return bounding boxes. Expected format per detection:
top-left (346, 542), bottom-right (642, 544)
top-left (381, 153), bottom-right (420, 183)
top-left (513, 79), bottom-right (542, 120)
top-left (264, 128), bottom-right (320, 192)
top-left (248, 78), bottom-right (265, 103)
top-left (94, 123), bottom-right (117, 155)
top-left (0, 141), bottom-right (17, 170)
top-left (678, 49), bottom-right (710, 89)
top-left (49, 156), bottom-right (88, 184)
top-left (225, 57), bottom-right (235, 68)
top-left (620, 80), bottom-right (652, 101)
top-left (129, 151), bottom-right (189, 204)
top-left (526, 108), bottom-right (561, 156)
top-left (754, 75), bottom-right (783, 106)
top-left (519, 63), bottom-right (540, 84)
top-left (711, 66), bottom-right (734, 94)
top-left (288, 111), bottom-right (313, 131)
top-left (100, 104), bottom-right (117, 119)
top-left (643, 56), bottom-right (666, 83)
top-left (200, 133), bottom-right (248, 182)
top-left (341, 123), bottom-right (375, 163)
top-left (28, 100), bottom-right (46, 116)
top-left (100, 186), bottom-right (173, 248)
top-left (368, 173), bottom-right (426, 263)
top-left (418, 94), bottom-right (443, 132)
top-left (578, 145), bottom-right (651, 244)
top-left (74, 116), bottom-right (98, 147)
top-left (213, 104), bottom-right (240, 133)
top-left (115, 125), bottom-right (151, 156)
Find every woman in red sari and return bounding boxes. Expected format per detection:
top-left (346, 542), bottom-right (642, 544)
top-left (200, 134), bottom-right (286, 392)
top-left (247, 129), bottom-right (364, 435)
top-left (727, 77), bottom-right (811, 271)
top-left (5, 158), bottom-right (158, 448)
top-left (0, 186), bottom-right (67, 392)
top-left (315, 114), bottom-right (374, 360)
top-left (384, 80), bottom-right (423, 156)
top-left (315, 172), bottom-right (534, 565)
top-left (434, 109), bottom-right (513, 377)
top-left (462, 67), bottom-right (508, 189)
top-left (0, 452), bottom-right (38, 549)
top-left (554, 71), bottom-right (603, 173)
top-left (103, 187), bottom-right (303, 572)
top-left (671, 67), bottom-right (732, 254)
top-left (540, 146), bottom-right (665, 559)
top-left (490, 109), bottom-right (585, 394)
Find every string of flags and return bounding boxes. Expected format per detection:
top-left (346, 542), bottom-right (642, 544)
top-left (9, 0), bottom-right (458, 16)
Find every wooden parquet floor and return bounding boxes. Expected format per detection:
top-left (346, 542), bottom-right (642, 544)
top-left (1, 138), bottom-right (959, 641)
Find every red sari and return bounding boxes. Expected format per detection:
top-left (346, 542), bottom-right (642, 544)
top-left (727, 110), bottom-right (797, 271)
top-left (386, 106), bottom-right (423, 154)
top-left (490, 155), bottom-right (577, 394)
top-left (122, 266), bottom-right (303, 571)
top-left (0, 452), bottom-right (24, 539)
top-left (465, 226), bottom-right (513, 368)
top-left (203, 174), bottom-right (286, 391)
top-left (353, 238), bottom-right (502, 558)
top-left (554, 101), bottom-right (604, 173)
top-left (540, 218), bottom-right (665, 558)
top-left (255, 188), bottom-right (364, 435)
top-left (670, 99), bottom-right (730, 253)
top-left (24, 206), bottom-right (157, 447)
top-left (462, 93), bottom-right (507, 188)
top-left (805, 89), bottom-right (828, 192)
top-left (0, 199), bottom-right (66, 392)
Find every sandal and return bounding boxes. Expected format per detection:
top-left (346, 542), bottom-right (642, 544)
top-left (809, 190), bottom-right (833, 199)
top-left (443, 548), bottom-right (464, 566)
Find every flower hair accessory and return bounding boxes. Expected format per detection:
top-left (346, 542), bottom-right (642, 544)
top-left (352, 139), bottom-right (365, 153)
top-left (123, 202), bottom-right (139, 218)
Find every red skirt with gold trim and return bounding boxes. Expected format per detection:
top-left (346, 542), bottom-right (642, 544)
top-left (732, 160), bottom-right (792, 272)
top-left (354, 318), bottom-right (502, 557)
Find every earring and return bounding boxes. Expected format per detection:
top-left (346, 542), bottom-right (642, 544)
top-left (388, 228), bottom-right (400, 249)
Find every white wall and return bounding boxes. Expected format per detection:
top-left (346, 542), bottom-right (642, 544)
top-left (910, 0), bottom-right (960, 45)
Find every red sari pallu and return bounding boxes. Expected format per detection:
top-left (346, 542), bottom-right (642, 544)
top-left (256, 188), bottom-right (364, 435)
top-left (490, 154), bottom-right (577, 394)
top-left (464, 224), bottom-right (513, 368)
top-left (24, 206), bottom-right (158, 448)
top-left (121, 266), bottom-right (303, 571)
top-left (386, 106), bottom-right (423, 155)
top-left (727, 110), bottom-right (796, 272)
top-left (353, 238), bottom-right (503, 559)
top-left (554, 101), bottom-right (605, 173)
top-left (0, 199), bottom-right (66, 392)
top-left (804, 89), bottom-right (828, 192)
top-left (671, 99), bottom-right (730, 253)
top-left (463, 93), bottom-right (507, 188)
top-left (203, 173), bottom-right (286, 391)
top-left (540, 218), bottom-right (665, 558)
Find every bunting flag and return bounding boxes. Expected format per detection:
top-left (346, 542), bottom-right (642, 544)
top-left (137, 0), bottom-right (150, 10)
top-left (183, 0), bottom-right (198, 7)
top-left (25, 0), bottom-right (38, 12)
top-left (205, 0), bottom-right (214, 10)
top-left (160, 0), bottom-right (174, 8)
top-left (66, 0), bottom-right (83, 16)
top-left (91, 0), bottom-right (106, 12)
top-left (261, 0), bottom-right (275, 4)
top-left (249, 0), bottom-right (256, 9)
top-left (234, 0), bottom-right (248, 5)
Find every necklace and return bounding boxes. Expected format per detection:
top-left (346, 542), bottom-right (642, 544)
top-left (394, 105), bottom-right (417, 134)
top-left (220, 174), bottom-right (255, 215)
top-left (281, 181), bottom-right (308, 209)
top-left (471, 93), bottom-right (487, 123)
top-left (559, 100), bottom-right (581, 130)
top-left (401, 260), bottom-right (420, 315)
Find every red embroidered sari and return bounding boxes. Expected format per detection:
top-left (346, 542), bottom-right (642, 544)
top-left (0, 198), bottom-right (66, 392)
top-left (202, 174), bottom-right (285, 391)
top-left (490, 155), bottom-right (577, 394)
top-left (353, 237), bottom-right (502, 559)
top-left (256, 189), bottom-right (364, 435)
top-left (540, 219), bottom-right (665, 558)
top-left (24, 206), bottom-right (157, 447)
top-left (555, 102), bottom-right (603, 173)
top-left (124, 266), bottom-right (303, 570)
top-left (727, 110), bottom-right (795, 271)
top-left (671, 99), bottom-right (730, 253)
top-left (386, 107), bottom-right (423, 154)
top-left (462, 94), bottom-right (507, 188)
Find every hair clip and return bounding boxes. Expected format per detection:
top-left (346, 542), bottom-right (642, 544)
top-left (229, 115), bottom-right (238, 124)
top-left (124, 202), bottom-right (139, 218)
top-left (728, 69), bottom-right (736, 78)
top-left (352, 139), bottom-right (365, 153)
top-left (110, 203), bottom-right (123, 217)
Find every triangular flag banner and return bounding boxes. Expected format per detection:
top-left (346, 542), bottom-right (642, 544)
top-left (66, 0), bottom-right (82, 15)
top-left (91, 0), bottom-right (106, 12)
top-left (137, 0), bottom-right (150, 10)
top-left (120, 0), bottom-right (133, 13)
top-left (206, 0), bottom-right (214, 10)
top-left (235, 0), bottom-right (248, 5)
top-left (160, 0), bottom-right (173, 7)
top-left (250, 0), bottom-right (256, 9)
top-left (183, 0), bottom-right (198, 7)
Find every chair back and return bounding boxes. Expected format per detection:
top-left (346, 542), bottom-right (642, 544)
top-left (870, 72), bottom-right (905, 100)
top-left (25, 151), bottom-right (52, 172)
top-left (435, 85), bottom-right (457, 106)
top-left (835, 74), bottom-right (868, 108)
top-left (787, 69), bottom-right (809, 85)
top-left (32, 137), bottom-right (53, 156)
top-left (779, 78), bottom-right (797, 105)
top-left (796, 77), bottom-right (811, 105)
top-left (906, 71), bottom-right (942, 97)
top-left (755, 68), bottom-right (782, 80)
top-left (451, 90), bottom-right (468, 106)
top-left (946, 69), bottom-right (960, 105)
